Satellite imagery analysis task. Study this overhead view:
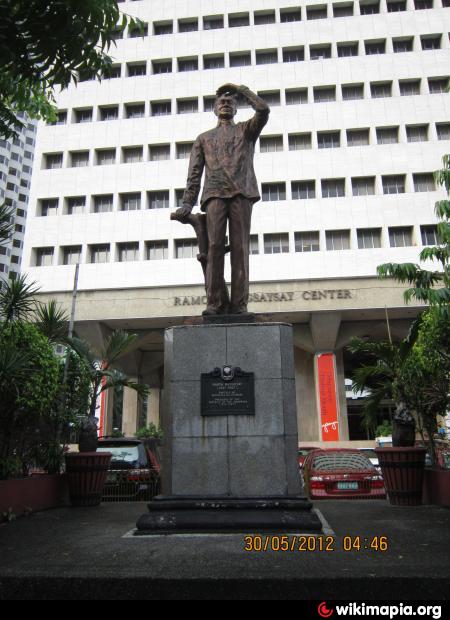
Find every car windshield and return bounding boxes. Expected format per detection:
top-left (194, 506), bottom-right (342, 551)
top-left (312, 452), bottom-right (374, 471)
top-left (98, 445), bottom-right (140, 464)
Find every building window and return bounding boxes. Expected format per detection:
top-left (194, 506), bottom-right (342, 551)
top-left (120, 193), bottom-right (141, 211)
top-left (437, 123), bottom-right (450, 140)
top-left (146, 240), bottom-right (168, 260)
top-left (66, 196), bottom-right (85, 215)
top-left (286, 89), bottom-right (308, 105)
top-left (118, 242), bottom-right (140, 262)
top-left (203, 55), bottom-right (225, 70)
top-left (154, 21), bottom-right (173, 35)
top-left (357, 228), bottom-right (381, 249)
top-left (370, 82), bottom-right (392, 98)
top-left (260, 136), bottom-right (283, 152)
top-left (421, 225), bottom-right (439, 246)
top-left (387, 0), bottom-right (407, 11)
top-left (280, 8), bottom-right (302, 21)
top-left (229, 52), bottom-right (251, 67)
top-left (129, 23), bottom-right (148, 38)
top-left (99, 106), bottom-right (119, 121)
top-left (49, 110), bottom-right (67, 125)
top-left (406, 125), bottom-right (428, 142)
top-left (393, 38), bottom-right (414, 53)
top-left (93, 195), bottom-right (114, 213)
top-left (176, 143), bottom-right (194, 159)
top-left (428, 78), bottom-right (449, 94)
top-left (45, 153), bottom-right (63, 169)
top-left (257, 91), bottom-right (281, 106)
top-left (342, 84), bottom-right (364, 100)
top-left (39, 198), bottom-right (58, 216)
top-left (178, 57), bottom-right (198, 72)
top-left (256, 49), bottom-right (278, 64)
top-left (389, 227), bottom-right (413, 247)
top-left (96, 149), bottom-right (116, 165)
top-left (365, 40), bottom-right (386, 55)
top-left (151, 100), bottom-right (171, 116)
top-left (382, 175), bottom-right (406, 195)
top-left (203, 15), bottom-right (224, 30)
top-left (148, 191), bottom-right (170, 210)
top-left (35, 247), bottom-right (54, 266)
top-left (376, 127), bottom-right (399, 144)
top-left (122, 147), bottom-right (143, 164)
top-left (310, 45), bottom-right (332, 60)
top-left (292, 181), bottom-right (316, 200)
top-left (125, 103), bottom-right (145, 119)
top-left (249, 235), bottom-right (259, 255)
top-left (152, 60), bottom-right (172, 74)
top-left (69, 151), bottom-right (89, 168)
top-left (228, 13), bottom-right (250, 27)
top-left (62, 246), bottom-right (82, 265)
top-left (74, 108), bottom-right (93, 123)
top-left (175, 189), bottom-right (187, 208)
top-left (254, 10), bottom-right (276, 24)
top-left (400, 80), bottom-right (421, 96)
top-left (307, 5), bottom-right (328, 19)
top-left (421, 35), bottom-right (442, 50)
top-left (175, 238), bottom-right (198, 259)
top-left (359, 0), bottom-right (380, 13)
top-left (415, 0), bottom-right (433, 7)
top-left (289, 133), bottom-right (312, 150)
top-left (413, 173), bottom-right (436, 192)
top-left (352, 177), bottom-right (375, 196)
top-left (263, 233), bottom-right (290, 254)
top-left (313, 86), bottom-right (336, 102)
top-left (321, 179), bottom-right (346, 198)
top-left (127, 63), bottom-right (147, 77)
top-left (177, 99), bottom-right (198, 114)
top-left (334, 2), bottom-right (354, 15)
top-left (318, 131), bottom-right (340, 149)
top-left (337, 42), bottom-right (359, 57)
top-left (104, 65), bottom-right (121, 79)
top-left (282, 47), bottom-right (304, 62)
top-left (203, 96), bottom-right (216, 112)
top-left (90, 244), bottom-right (110, 263)
top-left (326, 230), bottom-right (350, 251)
top-left (261, 183), bottom-right (286, 202)
top-left (295, 231), bottom-right (320, 252)
top-left (178, 18), bottom-right (198, 32)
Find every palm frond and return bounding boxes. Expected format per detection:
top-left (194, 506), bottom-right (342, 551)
top-left (0, 275), bottom-right (40, 323)
top-left (35, 300), bottom-right (69, 343)
top-left (101, 330), bottom-right (138, 368)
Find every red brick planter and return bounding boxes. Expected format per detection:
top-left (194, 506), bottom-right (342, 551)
top-left (423, 468), bottom-right (450, 507)
top-left (65, 452), bottom-right (112, 507)
top-left (375, 447), bottom-right (427, 506)
top-left (0, 474), bottom-right (68, 520)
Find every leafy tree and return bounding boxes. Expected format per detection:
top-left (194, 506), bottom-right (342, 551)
top-left (0, 0), bottom-right (143, 138)
top-left (378, 154), bottom-right (450, 308)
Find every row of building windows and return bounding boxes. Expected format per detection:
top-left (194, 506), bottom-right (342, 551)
top-left (48, 77), bottom-right (450, 127)
top-left (41, 122), bottom-right (450, 169)
top-left (35, 172), bottom-right (438, 217)
top-left (111, 1), bottom-right (448, 38)
top-left (85, 34), bottom-right (449, 82)
top-left (31, 224), bottom-right (441, 267)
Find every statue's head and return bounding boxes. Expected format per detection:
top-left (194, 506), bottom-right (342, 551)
top-left (214, 91), bottom-right (238, 120)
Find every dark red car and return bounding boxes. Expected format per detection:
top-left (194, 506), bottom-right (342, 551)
top-left (302, 449), bottom-right (386, 500)
top-left (298, 447), bottom-right (319, 468)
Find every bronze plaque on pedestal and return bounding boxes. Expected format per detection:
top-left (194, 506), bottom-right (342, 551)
top-left (201, 366), bottom-right (255, 416)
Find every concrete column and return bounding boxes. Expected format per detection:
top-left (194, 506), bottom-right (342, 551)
top-left (147, 388), bottom-right (161, 426)
top-left (100, 386), bottom-right (115, 437)
top-left (122, 379), bottom-right (139, 438)
top-left (295, 347), bottom-right (319, 442)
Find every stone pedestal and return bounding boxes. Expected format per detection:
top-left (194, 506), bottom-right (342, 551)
top-left (137, 322), bottom-right (321, 533)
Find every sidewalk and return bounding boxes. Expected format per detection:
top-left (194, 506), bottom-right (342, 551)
top-left (1, 500), bottom-right (449, 600)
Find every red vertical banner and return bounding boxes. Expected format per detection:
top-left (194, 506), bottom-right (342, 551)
top-left (316, 353), bottom-right (340, 442)
top-left (98, 375), bottom-right (107, 438)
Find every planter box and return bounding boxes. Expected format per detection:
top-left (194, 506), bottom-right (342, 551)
top-left (423, 468), bottom-right (450, 507)
top-left (375, 447), bottom-right (426, 506)
top-left (0, 474), bottom-right (68, 520)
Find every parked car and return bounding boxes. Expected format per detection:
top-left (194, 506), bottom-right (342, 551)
top-left (359, 448), bottom-right (381, 473)
top-left (298, 447), bottom-right (319, 469)
top-left (97, 437), bottom-right (161, 502)
top-left (302, 449), bottom-right (386, 500)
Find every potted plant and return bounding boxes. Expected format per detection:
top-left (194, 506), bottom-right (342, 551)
top-left (64, 330), bottom-right (147, 506)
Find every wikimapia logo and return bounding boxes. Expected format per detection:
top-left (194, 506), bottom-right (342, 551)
top-left (317, 604), bottom-right (442, 620)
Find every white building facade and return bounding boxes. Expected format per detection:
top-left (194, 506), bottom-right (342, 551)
top-left (22, 0), bottom-right (450, 444)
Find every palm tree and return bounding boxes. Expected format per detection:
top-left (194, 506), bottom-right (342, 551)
top-left (0, 202), bottom-right (15, 246)
top-left (0, 275), bottom-right (40, 324)
top-left (69, 329), bottom-right (148, 451)
top-left (34, 299), bottom-right (69, 344)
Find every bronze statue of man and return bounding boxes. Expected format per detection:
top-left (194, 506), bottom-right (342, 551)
top-left (175, 84), bottom-right (270, 316)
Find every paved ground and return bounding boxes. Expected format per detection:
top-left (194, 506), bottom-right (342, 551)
top-left (1, 500), bottom-right (449, 599)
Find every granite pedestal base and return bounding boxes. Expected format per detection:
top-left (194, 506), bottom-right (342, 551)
top-left (137, 322), bottom-right (321, 534)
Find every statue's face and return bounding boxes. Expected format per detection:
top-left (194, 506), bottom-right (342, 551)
top-left (214, 93), bottom-right (237, 119)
